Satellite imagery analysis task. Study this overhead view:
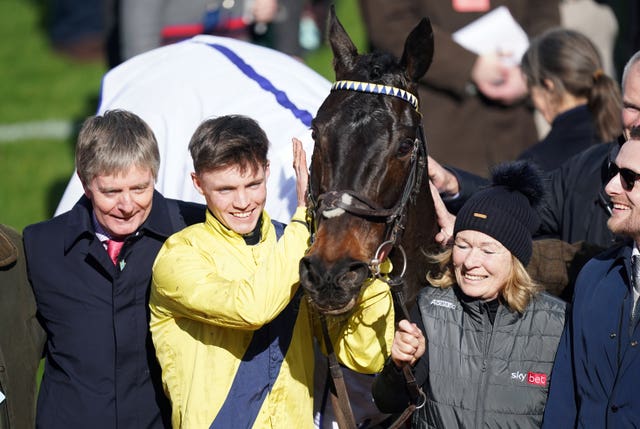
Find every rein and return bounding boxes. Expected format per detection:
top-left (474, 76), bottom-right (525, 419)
top-left (311, 80), bottom-right (427, 428)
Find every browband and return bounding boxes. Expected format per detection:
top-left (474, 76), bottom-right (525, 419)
top-left (331, 80), bottom-right (419, 111)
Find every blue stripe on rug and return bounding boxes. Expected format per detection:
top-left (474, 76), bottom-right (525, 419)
top-left (205, 42), bottom-right (314, 127)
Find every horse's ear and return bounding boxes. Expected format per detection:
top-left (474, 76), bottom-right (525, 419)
top-left (400, 17), bottom-right (434, 82)
top-left (328, 5), bottom-right (358, 78)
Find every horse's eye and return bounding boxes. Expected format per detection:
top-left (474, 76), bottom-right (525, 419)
top-left (397, 138), bottom-right (414, 156)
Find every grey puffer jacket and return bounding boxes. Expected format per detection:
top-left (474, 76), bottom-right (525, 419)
top-left (373, 285), bottom-right (566, 429)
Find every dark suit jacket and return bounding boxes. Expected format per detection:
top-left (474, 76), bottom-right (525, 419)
top-left (359, 0), bottom-right (560, 176)
top-left (23, 191), bottom-right (204, 429)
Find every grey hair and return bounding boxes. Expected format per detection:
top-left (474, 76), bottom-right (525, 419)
top-left (76, 109), bottom-right (160, 185)
top-left (622, 51), bottom-right (640, 91)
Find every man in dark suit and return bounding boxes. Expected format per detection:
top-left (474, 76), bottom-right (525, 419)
top-left (23, 109), bottom-right (203, 428)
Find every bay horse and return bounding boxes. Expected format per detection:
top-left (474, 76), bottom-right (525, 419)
top-left (299, 8), bottom-right (438, 317)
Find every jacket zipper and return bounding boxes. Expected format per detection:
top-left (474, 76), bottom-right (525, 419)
top-left (474, 302), bottom-right (497, 427)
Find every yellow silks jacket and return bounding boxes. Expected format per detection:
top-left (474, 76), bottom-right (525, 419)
top-left (150, 207), bottom-right (394, 429)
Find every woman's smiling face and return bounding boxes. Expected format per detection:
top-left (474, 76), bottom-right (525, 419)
top-left (452, 229), bottom-right (513, 301)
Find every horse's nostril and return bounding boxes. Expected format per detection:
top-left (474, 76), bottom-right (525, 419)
top-left (299, 257), bottom-right (320, 291)
top-left (337, 270), bottom-right (359, 287)
top-left (299, 257), bottom-right (371, 313)
top-left (336, 262), bottom-right (369, 288)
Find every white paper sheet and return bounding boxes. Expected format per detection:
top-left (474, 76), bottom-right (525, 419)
top-left (452, 6), bottom-right (529, 65)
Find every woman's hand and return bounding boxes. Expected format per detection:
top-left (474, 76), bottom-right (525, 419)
top-left (391, 319), bottom-right (426, 368)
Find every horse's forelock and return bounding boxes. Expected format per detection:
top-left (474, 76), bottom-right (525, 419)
top-left (350, 52), bottom-right (410, 89)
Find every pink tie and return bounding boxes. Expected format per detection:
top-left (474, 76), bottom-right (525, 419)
top-left (106, 240), bottom-right (124, 265)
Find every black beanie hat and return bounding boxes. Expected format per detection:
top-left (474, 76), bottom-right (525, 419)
top-left (453, 161), bottom-right (544, 265)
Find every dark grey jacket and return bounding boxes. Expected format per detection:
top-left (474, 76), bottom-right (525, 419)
top-left (373, 285), bottom-right (566, 428)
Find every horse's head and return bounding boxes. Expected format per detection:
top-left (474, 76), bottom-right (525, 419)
top-left (299, 7), bottom-right (437, 315)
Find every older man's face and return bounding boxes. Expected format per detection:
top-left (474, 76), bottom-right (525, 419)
top-left (83, 165), bottom-right (155, 239)
top-left (623, 62), bottom-right (640, 139)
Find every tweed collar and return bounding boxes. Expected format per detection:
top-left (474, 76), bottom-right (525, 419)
top-left (0, 227), bottom-right (17, 267)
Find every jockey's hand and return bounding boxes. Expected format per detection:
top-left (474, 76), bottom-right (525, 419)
top-left (292, 137), bottom-right (309, 207)
top-left (391, 319), bottom-right (426, 368)
top-left (430, 182), bottom-right (455, 247)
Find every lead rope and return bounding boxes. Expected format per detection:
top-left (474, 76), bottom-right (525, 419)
top-left (320, 313), bottom-right (357, 429)
top-left (386, 275), bottom-right (426, 429)
top-left (319, 275), bottom-right (426, 429)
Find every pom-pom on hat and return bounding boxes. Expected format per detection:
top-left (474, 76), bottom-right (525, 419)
top-left (453, 161), bottom-right (544, 265)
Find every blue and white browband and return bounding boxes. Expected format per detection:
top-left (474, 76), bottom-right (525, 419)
top-left (331, 80), bottom-right (419, 111)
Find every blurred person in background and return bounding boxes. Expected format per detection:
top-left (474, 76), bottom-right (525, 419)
top-left (559, 0), bottom-right (618, 77)
top-left (112, 0), bottom-right (305, 66)
top-left (358, 0), bottom-right (560, 177)
top-left (0, 224), bottom-right (45, 429)
top-left (605, 0), bottom-right (640, 82)
top-left (49, 0), bottom-right (108, 62)
top-left (517, 27), bottom-right (622, 171)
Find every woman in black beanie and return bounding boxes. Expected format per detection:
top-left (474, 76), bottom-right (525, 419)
top-left (372, 161), bottom-right (567, 428)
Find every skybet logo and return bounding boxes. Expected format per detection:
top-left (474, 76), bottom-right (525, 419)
top-left (511, 371), bottom-right (547, 386)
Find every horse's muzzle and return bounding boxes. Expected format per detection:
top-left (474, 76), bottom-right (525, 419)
top-left (299, 256), bottom-right (370, 315)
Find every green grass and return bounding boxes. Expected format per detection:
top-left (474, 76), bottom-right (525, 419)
top-left (0, 0), bottom-right (106, 230)
top-left (0, 0), bottom-right (364, 232)
top-left (0, 0), bottom-right (106, 122)
top-left (0, 139), bottom-right (75, 228)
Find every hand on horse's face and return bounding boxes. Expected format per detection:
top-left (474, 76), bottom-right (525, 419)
top-left (428, 156), bottom-right (459, 197)
top-left (292, 137), bottom-right (309, 208)
top-left (429, 182), bottom-right (455, 247)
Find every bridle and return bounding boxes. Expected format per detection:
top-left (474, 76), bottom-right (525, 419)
top-left (309, 80), bottom-right (427, 429)
top-left (307, 80), bottom-right (428, 279)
